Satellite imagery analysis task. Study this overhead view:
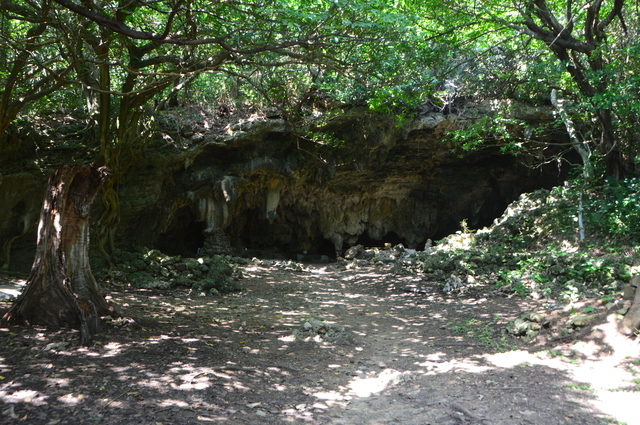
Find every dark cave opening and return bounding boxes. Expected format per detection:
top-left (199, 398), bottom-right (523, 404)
top-left (157, 189), bottom-right (529, 260)
top-left (354, 231), bottom-right (407, 249)
top-left (431, 223), bottom-right (466, 242)
top-left (155, 210), bottom-right (206, 257)
top-left (157, 203), bottom-right (505, 260)
top-left (316, 238), bottom-right (338, 260)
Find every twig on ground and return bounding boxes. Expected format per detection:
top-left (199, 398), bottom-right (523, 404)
top-left (448, 402), bottom-right (490, 424)
top-left (100, 386), bottom-right (133, 412)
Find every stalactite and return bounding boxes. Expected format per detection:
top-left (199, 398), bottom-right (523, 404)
top-left (196, 196), bottom-right (230, 232)
top-left (265, 179), bottom-right (283, 222)
top-left (221, 176), bottom-right (237, 202)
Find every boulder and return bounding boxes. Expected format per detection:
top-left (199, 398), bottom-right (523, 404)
top-left (619, 275), bottom-right (640, 335)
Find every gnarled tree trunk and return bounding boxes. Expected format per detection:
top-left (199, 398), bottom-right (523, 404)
top-left (2, 164), bottom-right (113, 342)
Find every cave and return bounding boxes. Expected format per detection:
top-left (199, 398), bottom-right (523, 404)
top-left (354, 231), bottom-right (408, 249)
top-left (123, 102), bottom-right (571, 263)
top-left (0, 100), bottom-right (575, 270)
top-left (155, 209), bottom-right (206, 257)
top-left (316, 238), bottom-right (338, 260)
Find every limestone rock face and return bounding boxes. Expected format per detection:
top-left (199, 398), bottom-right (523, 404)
top-left (0, 102), bottom-right (568, 268)
top-left (117, 103), bottom-right (565, 258)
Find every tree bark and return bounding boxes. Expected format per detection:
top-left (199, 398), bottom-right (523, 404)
top-left (1, 164), bottom-right (113, 336)
top-left (597, 108), bottom-right (624, 179)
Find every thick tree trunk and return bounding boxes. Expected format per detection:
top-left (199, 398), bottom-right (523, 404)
top-left (1, 164), bottom-right (113, 340)
top-left (597, 109), bottom-right (624, 179)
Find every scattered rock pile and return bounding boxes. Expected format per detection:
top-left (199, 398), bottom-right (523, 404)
top-left (338, 243), bottom-right (475, 293)
top-left (337, 243), bottom-right (426, 276)
top-left (200, 229), bottom-right (234, 256)
top-left (98, 249), bottom-right (320, 295)
top-left (252, 259), bottom-right (306, 272)
top-left (442, 274), bottom-right (464, 292)
top-left (342, 243), bottom-right (420, 262)
top-left (100, 249), bottom-right (246, 295)
top-left (293, 320), bottom-right (355, 345)
top-left (506, 313), bottom-right (549, 339)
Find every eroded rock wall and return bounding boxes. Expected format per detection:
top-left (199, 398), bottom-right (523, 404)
top-left (114, 102), bottom-right (568, 258)
top-left (0, 101), bottom-right (569, 269)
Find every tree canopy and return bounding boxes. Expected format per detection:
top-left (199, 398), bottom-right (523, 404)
top-left (409, 0), bottom-right (639, 177)
top-left (1, 0), bottom-right (640, 338)
top-left (0, 0), bottom-right (638, 175)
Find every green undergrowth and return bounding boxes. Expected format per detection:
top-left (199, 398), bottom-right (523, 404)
top-left (92, 249), bottom-right (245, 295)
top-left (427, 181), bottom-right (640, 301)
top-left (449, 317), bottom-right (517, 352)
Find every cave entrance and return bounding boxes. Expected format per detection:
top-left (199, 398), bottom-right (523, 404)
top-left (155, 208), bottom-right (206, 257)
top-left (316, 238), bottom-right (338, 260)
top-left (354, 231), bottom-right (407, 249)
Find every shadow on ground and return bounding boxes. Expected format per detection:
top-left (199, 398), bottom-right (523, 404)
top-left (1, 264), bottom-right (638, 424)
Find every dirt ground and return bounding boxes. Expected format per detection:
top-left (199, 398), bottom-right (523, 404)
top-left (1, 262), bottom-right (639, 425)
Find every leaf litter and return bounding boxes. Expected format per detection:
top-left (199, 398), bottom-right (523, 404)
top-left (0, 261), bottom-right (638, 425)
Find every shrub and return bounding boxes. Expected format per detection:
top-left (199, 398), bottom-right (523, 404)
top-left (588, 178), bottom-right (640, 238)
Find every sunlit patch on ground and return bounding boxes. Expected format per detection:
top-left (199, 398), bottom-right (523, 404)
top-left (0, 264), bottom-right (637, 424)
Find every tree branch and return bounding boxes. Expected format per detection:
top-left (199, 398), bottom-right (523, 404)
top-left (52, 0), bottom-right (231, 45)
top-left (597, 0), bottom-right (624, 34)
top-left (533, 0), bottom-right (566, 36)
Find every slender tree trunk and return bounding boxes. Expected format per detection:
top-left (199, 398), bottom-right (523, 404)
top-left (551, 89), bottom-right (592, 178)
top-left (2, 164), bottom-right (113, 339)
